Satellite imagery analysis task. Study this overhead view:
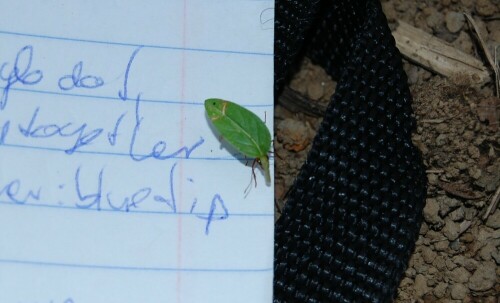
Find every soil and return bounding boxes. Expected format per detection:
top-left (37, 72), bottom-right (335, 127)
top-left (274, 0), bottom-right (500, 301)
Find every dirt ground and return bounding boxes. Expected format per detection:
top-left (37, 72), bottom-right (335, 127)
top-left (274, 0), bottom-right (500, 301)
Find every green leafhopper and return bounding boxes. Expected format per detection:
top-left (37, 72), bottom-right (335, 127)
top-left (204, 98), bottom-right (272, 186)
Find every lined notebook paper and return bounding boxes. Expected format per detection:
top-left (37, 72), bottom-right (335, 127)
top-left (0, 1), bottom-right (274, 302)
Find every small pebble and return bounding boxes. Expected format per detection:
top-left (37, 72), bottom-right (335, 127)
top-left (461, 0), bottom-right (474, 8)
top-left (476, 0), bottom-right (498, 16)
top-left (450, 283), bottom-right (468, 300)
top-left (485, 209), bottom-right (500, 229)
top-left (478, 243), bottom-right (496, 261)
top-left (433, 282), bottom-right (448, 298)
top-left (423, 198), bottom-right (443, 226)
top-left (435, 240), bottom-right (450, 252)
top-left (445, 11), bottom-right (465, 33)
top-left (414, 274), bottom-right (430, 297)
top-left (448, 266), bottom-right (470, 283)
top-left (463, 258), bottom-right (478, 272)
top-left (443, 220), bottom-right (461, 241)
top-left (468, 262), bottom-right (496, 291)
top-left (421, 246), bottom-right (438, 264)
top-left (433, 255), bottom-right (447, 271)
top-left (446, 258), bottom-right (457, 270)
top-left (468, 166), bottom-right (482, 180)
top-left (467, 145), bottom-right (480, 159)
top-left (307, 82), bottom-right (324, 100)
top-left (448, 207), bottom-right (465, 222)
top-left (438, 196), bottom-right (461, 217)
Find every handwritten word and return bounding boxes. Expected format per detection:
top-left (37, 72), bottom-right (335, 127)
top-left (0, 178), bottom-right (41, 204)
top-left (72, 163), bottom-right (228, 234)
top-left (0, 45), bottom-right (43, 110)
top-left (18, 107), bottom-right (104, 154)
top-left (128, 94), bottom-right (205, 161)
top-left (58, 61), bottom-right (104, 90)
top-left (74, 163), bottom-right (176, 212)
top-left (75, 166), bottom-right (155, 212)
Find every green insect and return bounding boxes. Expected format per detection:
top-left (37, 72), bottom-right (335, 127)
top-left (204, 98), bottom-right (272, 186)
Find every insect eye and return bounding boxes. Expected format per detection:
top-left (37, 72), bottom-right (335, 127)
top-left (212, 102), bottom-right (216, 105)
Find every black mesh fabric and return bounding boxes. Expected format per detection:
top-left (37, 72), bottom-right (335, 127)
top-left (274, 0), bottom-right (427, 302)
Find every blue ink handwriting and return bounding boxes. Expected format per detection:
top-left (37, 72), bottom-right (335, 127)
top-left (18, 107), bottom-right (103, 154)
top-left (153, 162), bottom-right (177, 212)
top-left (0, 178), bottom-right (41, 204)
top-left (196, 194), bottom-right (229, 235)
top-left (58, 61), bottom-right (104, 90)
top-left (0, 120), bottom-right (10, 144)
top-left (107, 112), bottom-right (126, 146)
top-left (106, 187), bottom-right (152, 212)
top-left (129, 94), bottom-right (204, 161)
top-left (0, 45), bottom-right (43, 110)
top-left (118, 46), bottom-right (143, 101)
top-left (74, 165), bottom-right (174, 213)
top-left (75, 166), bottom-right (103, 211)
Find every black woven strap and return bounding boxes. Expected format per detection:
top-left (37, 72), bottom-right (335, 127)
top-left (274, 1), bottom-right (427, 302)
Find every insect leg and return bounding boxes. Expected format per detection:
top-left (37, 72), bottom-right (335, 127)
top-left (251, 158), bottom-right (258, 188)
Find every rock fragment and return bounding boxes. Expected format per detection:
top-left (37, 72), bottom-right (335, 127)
top-left (447, 266), bottom-right (470, 284)
top-left (450, 283), bottom-right (468, 299)
top-left (414, 274), bottom-right (430, 297)
top-left (468, 262), bottom-right (497, 291)
top-left (433, 282), bottom-right (448, 298)
top-left (443, 220), bottom-right (461, 241)
top-left (476, 0), bottom-right (498, 16)
top-left (423, 198), bottom-right (443, 226)
top-left (445, 12), bottom-right (465, 33)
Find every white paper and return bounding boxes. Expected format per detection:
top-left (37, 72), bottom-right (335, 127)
top-left (0, 1), bottom-right (274, 302)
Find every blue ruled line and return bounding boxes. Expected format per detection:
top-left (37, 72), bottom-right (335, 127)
top-left (0, 142), bottom-right (275, 162)
top-left (1, 86), bottom-right (274, 108)
top-left (0, 199), bottom-right (274, 217)
top-left (0, 258), bottom-right (273, 273)
top-left (0, 30), bottom-right (273, 57)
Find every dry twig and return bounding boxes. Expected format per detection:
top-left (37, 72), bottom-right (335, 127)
top-left (392, 21), bottom-right (491, 85)
top-left (482, 185), bottom-right (500, 221)
top-left (464, 13), bottom-right (500, 97)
